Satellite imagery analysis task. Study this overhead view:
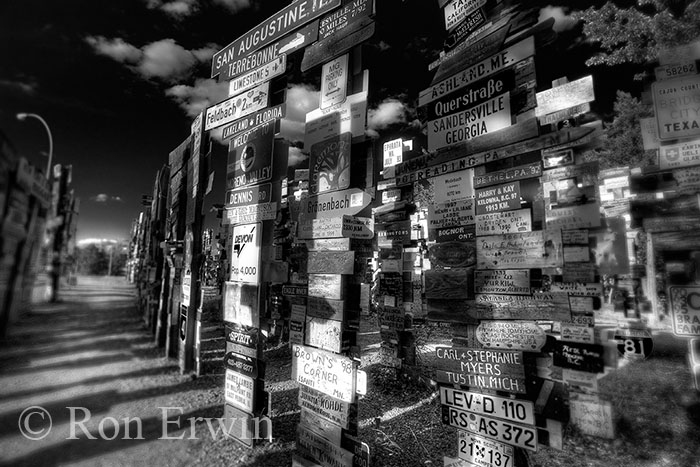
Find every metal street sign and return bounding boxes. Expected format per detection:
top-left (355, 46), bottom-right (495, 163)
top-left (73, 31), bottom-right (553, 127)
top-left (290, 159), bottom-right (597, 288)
top-left (204, 82), bottom-right (269, 131)
top-left (440, 386), bottom-right (535, 425)
top-left (300, 188), bottom-right (372, 219)
top-left (222, 104), bottom-right (286, 141)
top-left (653, 74), bottom-right (700, 141)
top-left (320, 53), bottom-right (349, 109)
top-left (211, 0), bottom-right (341, 77)
top-left (228, 55), bottom-right (286, 97)
top-left (457, 431), bottom-right (514, 467)
top-left (231, 223), bottom-right (261, 284)
top-left (670, 286), bottom-right (700, 336)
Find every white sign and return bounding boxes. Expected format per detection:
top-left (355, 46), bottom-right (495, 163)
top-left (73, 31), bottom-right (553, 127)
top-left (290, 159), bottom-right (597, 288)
top-left (434, 169), bottom-right (475, 203)
top-left (205, 82), bottom-right (269, 131)
top-left (475, 208), bottom-right (532, 236)
top-left (305, 91), bottom-right (368, 148)
top-left (427, 92), bottom-right (512, 151)
top-left (444, 407), bottom-right (538, 451)
top-left (292, 344), bottom-right (356, 402)
top-left (652, 74), bottom-right (700, 141)
top-left (659, 139), bottom-right (700, 170)
top-left (458, 431), bottom-right (514, 467)
top-left (440, 386), bottom-right (535, 425)
top-left (320, 54), bottom-right (348, 110)
top-left (231, 223), bottom-right (261, 284)
top-left (225, 369), bottom-right (255, 413)
top-left (535, 75), bottom-right (595, 117)
top-left (228, 55), bottom-right (286, 97)
top-left (224, 202), bottom-right (277, 225)
top-left (383, 138), bottom-right (403, 169)
top-left (444, 0), bottom-right (487, 31)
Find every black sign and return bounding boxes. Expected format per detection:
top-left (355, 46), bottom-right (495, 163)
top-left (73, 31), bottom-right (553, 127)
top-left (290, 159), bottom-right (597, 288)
top-left (553, 341), bottom-right (605, 373)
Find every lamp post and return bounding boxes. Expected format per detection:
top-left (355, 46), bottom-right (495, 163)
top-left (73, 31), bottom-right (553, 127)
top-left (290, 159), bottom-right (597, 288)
top-left (16, 113), bottom-right (53, 179)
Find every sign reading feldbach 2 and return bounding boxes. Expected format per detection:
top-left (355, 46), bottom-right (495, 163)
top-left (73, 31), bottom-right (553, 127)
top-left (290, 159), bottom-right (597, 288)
top-left (205, 82), bottom-right (269, 131)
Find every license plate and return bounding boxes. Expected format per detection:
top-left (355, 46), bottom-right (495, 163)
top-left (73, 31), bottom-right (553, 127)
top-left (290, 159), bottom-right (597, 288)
top-left (440, 387), bottom-right (535, 425)
top-left (458, 431), bottom-right (513, 467)
top-left (442, 406), bottom-right (538, 451)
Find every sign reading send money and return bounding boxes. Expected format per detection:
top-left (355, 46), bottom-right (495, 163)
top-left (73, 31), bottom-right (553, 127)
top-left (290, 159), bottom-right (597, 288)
top-left (211, 0), bottom-right (341, 78)
top-left (300, 188), bottom-right (372, 218)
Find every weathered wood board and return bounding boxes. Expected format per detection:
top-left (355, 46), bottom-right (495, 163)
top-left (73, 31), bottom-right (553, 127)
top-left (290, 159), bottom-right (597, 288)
top-left (425, 268), bottom-right (473, 299)
top-left (292, 344), bottom-right (356, 402)
top-left (476, 230), bottom-right (563, 269)
top-left (475, 293), bottom-right (571, 321)
top-left (475, 208), bottom-right (532, 236)
top-left (476, 321), bottom-right (546, 351)
top-left (428, 241), bottom-right (477, 268)
top-left (307, 274), bottom-right (346, 300)
top-left (298, 384), bottom-right (355, 429)
top-left (474, 269), bottom-right (531, 294)
top-left (307, 251), bottom-right (355, 274)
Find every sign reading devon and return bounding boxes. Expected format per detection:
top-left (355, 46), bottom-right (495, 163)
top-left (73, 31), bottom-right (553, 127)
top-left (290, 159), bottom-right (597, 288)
top-left (211, 0), bottom-right (341, 78)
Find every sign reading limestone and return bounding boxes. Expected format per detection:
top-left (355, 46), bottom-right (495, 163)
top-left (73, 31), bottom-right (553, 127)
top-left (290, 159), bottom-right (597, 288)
top-left (228, 55), bottom-right (286, 97)
top-left (440, 386), bottom-right (536, 425)
top-left (205, 82), bottom-right (269, 131)
top-left (231, 223), bottom-right (262, 284)
top-left (292, 344), bottom-right (356, 402)
top-left (210, 0), bottom-right (341, 77)
top-left (321, 54), bottom-right (348, 109)
top-left (476, 321), bottom-right (546, 351)
top-left (476, 230), bottom-right (563, 269)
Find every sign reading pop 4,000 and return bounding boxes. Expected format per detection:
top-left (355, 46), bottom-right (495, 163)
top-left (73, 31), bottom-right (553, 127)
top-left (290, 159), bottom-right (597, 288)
top-left (231, 223), bottom-right (261, 284)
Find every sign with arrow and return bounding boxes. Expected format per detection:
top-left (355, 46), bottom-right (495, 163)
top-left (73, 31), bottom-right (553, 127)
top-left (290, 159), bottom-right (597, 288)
top-left (300, 188), bottom-right (373, 219)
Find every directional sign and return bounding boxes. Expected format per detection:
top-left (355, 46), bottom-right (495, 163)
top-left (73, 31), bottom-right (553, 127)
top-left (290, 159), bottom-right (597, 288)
top-left (442, 0), bottom-right (486, 30)
top-left (292, 344), bottom-right (356, 402)
top-left (222, 104), bottom-right (286, 141)
top-left (210, 0), bottom-right (340, 77)
top-left (440, 386), bottom-right (535, 425)
top-left (300, 188), bottom-right (372, 219)
top-left (205, 81), bottom-right (269, 131)
top-left (670, 286), bottom-right (700, 336)
top-left (320, 54), bottom-right (348, 109)
top-left (442, 406), bottom-right (538, 451)
top-left (457, 431), bottom-right (515, 467)
top-left (228, 55), bottom-right (286, 97)
top-left (231, 223), bottom-right (261, 283)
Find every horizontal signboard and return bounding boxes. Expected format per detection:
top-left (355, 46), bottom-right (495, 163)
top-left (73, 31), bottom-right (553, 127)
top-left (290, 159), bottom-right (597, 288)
top-left (476, 293), bottom-right (571, 321)
top-left (228, 54), bottom-right (286, 97)
top-left (222, 104), bottom-right (286, 141)
top-left (425, 269), bottom-right (473, 299)
top-left (434, 347), bottom-right (526, 394)
top-left (475, 208), bottom-right (532, 236)
top-left (225, 369), bottom-right (256, 413)
top-left (670, 286), bottom-right (700, 336)
top-left (224, 351), bottom-right (263, 379)
top-left (474, 269), bottom-right (530, 294)
top-left (658, 139), bottom-right (700, 170)
top-left (475, 181), bottom-right (521, 215)
top-left (434, 225), bottom-right (476, 242)
top-left (458, 431), bottom-right (515, 467)
top-left (428, 199), bottom-right (476, 229)
top-left (476, 230), bottom-right (563, 269)
top-left (476, 321), bottom-right (546, 352)
top-left (319, 0), bottom-right (374, 40)
top-left (211, 0), bottom-right (340, 77)
top-left (441, 386), bottom-right (535, 425)
top-left (307, 250), bottom-right (355, 274)
top-left (305, 317), bottom-right (346, 353)
top-left (308, 273), bottom-right (345, 299)
top-left (443, 0), bottom-right (487, 30)
top-left (442, 407), bottom-right (538, 451)
top-left (653, 74), bottom-right (700, 141)
top-left (226, 183), bottom-right (272, 208)
top-left (307, 296), bottom-right (347, 321)
top-left (535, 75), bottom-right (595, 117)
top-left (300, 188), bottom-right (372, 218)
top-left (292, 344), bottom-right (356, 402)
top-left (474, 162), bottom-right (542, 189)
top-left (298, 384), bottom-right (354, 429)
top-left (224, 201), bottom-right (277, 225)
top-left (204, 82), bottom-right (269, 131)
top-left (301, 17), bottom-right (375, 72)
top-left (297, 424), bottom-right (354, 467)
top-left (552, 341), bottom-right (605, 373)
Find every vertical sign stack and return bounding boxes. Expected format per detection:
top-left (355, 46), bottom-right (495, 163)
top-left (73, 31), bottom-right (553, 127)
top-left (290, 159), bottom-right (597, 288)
top-left (291, 0), bottom-right (376, 465)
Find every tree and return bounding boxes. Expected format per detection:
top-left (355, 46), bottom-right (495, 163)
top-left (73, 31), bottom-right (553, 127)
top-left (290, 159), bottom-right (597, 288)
top-left (573, 1), bottom-right (700, 69)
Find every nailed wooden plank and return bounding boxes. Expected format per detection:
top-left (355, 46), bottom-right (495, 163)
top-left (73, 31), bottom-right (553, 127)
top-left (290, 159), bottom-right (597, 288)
top-left (308, 274), bottom-right (346, 299)
top-left (307, 251), bottom-right (355, 274)
top-left (426, 299), bottom-right (479, 324)
top-left (428, 241), bottom-right (477, 268)
top-left (305, 317), bottom-right (347, 353)
top-left (297, 425), bottom-right (354, 467)
top-left (475, 208), bottom-right (532, 236)
top-left (473, 161), bottom-right (542, 188)
top-left (298, 384), bottom-right (355, 429)
top-left (425, 268), bottom-right (473, 299)
top-left (292, 344), bottom-right (356, 402)
top-left (475, 293), bottom-right (571, 321)
top-left (474, 269), bottom-right (531, 294)
top-left (476, 321), bottom-right (546, 351)
top-left (476, 230), bottom-right (563, 269)
top-left (301, 18), bottom-right (375, 72)
top-left (307, 296), bottom-right (347, 321)
top-left (434, 346), bottom-right (527, 394)
top-left (223, 281), bottom-right (259, 327)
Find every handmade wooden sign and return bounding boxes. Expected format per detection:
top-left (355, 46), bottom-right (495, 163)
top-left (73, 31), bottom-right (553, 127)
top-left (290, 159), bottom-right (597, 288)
top-left (298, 215), bottom-right (344, 239)
top-left (380, 306), bottom-right (405, 331)
top-left (228, 55), bottom-right (286, 97)
top-left (341, 215), bottom-right (374, 239)
top-left (545, 203), bottom-right (601, 231)
top-left (552, 341), bottom-right (605, 373)
top-left (320, 54), bottom-right (349, 110)
top-left (475, 293), bottom-right (571, 321)
top-left (305, 317), bottom-right (345, 353)
top-left (442, 406), bottom-right (538, 451)
top-left (474, 161), bottom-right (542, 189)
top-left (476, 321), bottom-right (546, 351)
top-left (440, 386), bottom-right (536, 425)
top-left (309, 132), bottom-right (352, 195)
top-left (292, 344), bottom-right (356, 402)
top-left (307, 296), bottom-right (347, 321)
top-left (563, 245), bottom-right (590, 263)
top-left (475, 181), bottom-right (521, 215)
top-left (307, 251), bottom-right (355, 274)
top-left (669, 286), bottom-right (700, 336)
top-left (562, 229), bottom-right (588, 244)
top-left (210, 0), bottom-right (340, 77)
top-left (535, 75), bottom-right (595, 117)
top-left (223, 281), bottom-right (259, 327)
top-left (297, 425), bottom-right (354, 467)
top-left (308, 274), bottom-right (346, 300)
top-left (476, 230), bottom-right (563, 269)
top-left (474, 269), bottom-right (531, 294)
top-left (475, 208), bottom-right (532, 236)
top-left (428, 199), bottom-right (476, 229)
top-left (226, 183), bottom-right (272, 208)
top-left (224, 201), bottom-right (277, 225)
top-left (434, 225), bottom-right (476, 242)
top-left (457, 431), bottom-right (515, 467)
top-left (319, 0), bottom-right (374, 40)
top-left (298, 384), bottom-right (354, 429)
top-left (300, 188), bottom-right (373, 219)
top-left (563, 263), bottom-right (595, 283)
top-left (443, 0), bottom-right (487, 30)
top-left (428, 241), bottom-right (476, 268)
top-left (434, 347), bottom-right (526, 394)
top-left (302, 18), bottom-right (375, 72)
top-left (225, 368), bottom-right (257, 413)
top-left (306, 238), bottom-right (351, 251)
top-left (569, 399), bottom-right (615, 439)
top-left (222, 104), bottom-right (286, 140)
top-left (425, 268), bottom-right (473, 299)
top-left (205, 82), bottom-right (269, 131)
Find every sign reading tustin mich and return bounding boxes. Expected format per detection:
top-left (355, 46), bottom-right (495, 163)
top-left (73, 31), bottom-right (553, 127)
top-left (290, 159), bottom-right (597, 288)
top-left (211, 0), bottom-right (341, 78)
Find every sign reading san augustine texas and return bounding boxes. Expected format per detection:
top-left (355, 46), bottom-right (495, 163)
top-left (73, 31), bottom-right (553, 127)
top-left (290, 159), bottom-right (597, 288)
top-left (434, 347), bottom-right (527, 394)
top-left (210, 0), bottom-right (341, 77)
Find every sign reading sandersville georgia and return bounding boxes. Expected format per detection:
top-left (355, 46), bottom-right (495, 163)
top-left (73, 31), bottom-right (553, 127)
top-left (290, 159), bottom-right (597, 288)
top-left (434, 347), bottom-right (527, 394)
top-left (292, 344), bottom-right (356, 402)
top-left (205, 81), bottom-right (269, 131)
top-left (211, 0), bottom-right (341, 77)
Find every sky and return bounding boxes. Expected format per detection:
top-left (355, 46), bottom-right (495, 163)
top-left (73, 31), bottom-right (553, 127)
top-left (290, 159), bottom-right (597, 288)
top-left (0, 0), bottom-right (642, 242)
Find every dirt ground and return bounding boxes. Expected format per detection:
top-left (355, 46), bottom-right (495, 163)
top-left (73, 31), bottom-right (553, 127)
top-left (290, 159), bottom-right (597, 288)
top-left (1, 276), bottom-right (699, 467)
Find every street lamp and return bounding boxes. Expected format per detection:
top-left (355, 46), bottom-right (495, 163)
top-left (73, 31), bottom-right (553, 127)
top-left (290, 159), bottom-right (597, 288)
top-left (16, 113), bottom-right (53, 179)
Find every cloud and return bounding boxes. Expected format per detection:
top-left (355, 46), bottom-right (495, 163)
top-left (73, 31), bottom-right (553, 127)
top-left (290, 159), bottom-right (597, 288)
top-left (166, 78), bottom-right (229, 117)
top-left (539, 6), bottom-right (578, 32)
top-left (215, 0), bottom-right (251, 13)
top-left (139, 39), bottom-right (198, 80)
top-left (280, 83), bottom-right (319, 144)
top-left (288, 146), bottom-right (308, 168)
top-left (161, 0), bottom-right (197, 16)
top-left (0, 79), bottom-right (37, 95)
top-left (368, 98), bottom-right (408, 131)
top-left (91, 194), bottom-right (123, 203)
top-left (85, 36), bottom-right (142, 63)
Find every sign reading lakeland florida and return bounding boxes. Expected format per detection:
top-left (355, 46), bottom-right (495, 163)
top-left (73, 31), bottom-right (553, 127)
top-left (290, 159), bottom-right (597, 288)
top-left (292, 344), bottom-right (356, 402)
top-left (309, 132), bottom-right (352, 194)
top-left (205, 82), bottom-right (269, 131)
top-left (428, 91), bottom-right (512, 152)
top-left (227, 122), bottom-right (274, 190)
top-left (301, 188), bottom-right (372, 218)
top-left (210, 0), bottom-right (341, 78)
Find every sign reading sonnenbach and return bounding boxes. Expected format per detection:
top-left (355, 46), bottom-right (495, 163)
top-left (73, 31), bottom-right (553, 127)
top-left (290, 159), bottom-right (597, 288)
top-left (210, 0), bottom-right (341, 77)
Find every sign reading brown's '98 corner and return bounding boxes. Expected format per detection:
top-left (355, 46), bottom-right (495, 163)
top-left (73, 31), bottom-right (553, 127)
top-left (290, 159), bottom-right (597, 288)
top-left (292, 344), bottom-right (356, 402)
